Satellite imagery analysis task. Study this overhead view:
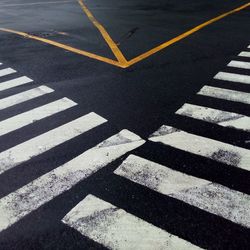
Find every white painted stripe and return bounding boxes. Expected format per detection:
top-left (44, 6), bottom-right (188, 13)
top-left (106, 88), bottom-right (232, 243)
top-left (176, 103), bottom-right (250, 132)
top-left (0, 63), bottom-right (2, 65)
top-left (0, 1), bottom-right (73, 7)
top-left (214, 72), bottom-right (250, 85)
top-left (0, 98), bottom-right (77, 136)
top-left (115, 155), bottom-right (250, 228)
top-left (197, 85), bottom-right (250, 105)
top-left (227, 60), bottom-right (250, 70)
top-left (0, 76), bottom-right (33, 91)
top-left (0, 130), bottom-right (145, 232)
top-left (0, 68), bottom-right (16, 77)
top-left (239, 51), bottom-right (250, 58)
top-left (62, 195), bottom-right (202, 250)
top-left (149, 125), bottom-right (250, 171)
top-left (0, 112), bottom-right (107, 175)
top-left (0, 85), bottom-right (54, 110)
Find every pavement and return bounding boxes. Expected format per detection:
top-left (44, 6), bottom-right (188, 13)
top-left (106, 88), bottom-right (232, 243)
top-left (0, 0), bottom-right (249, 249)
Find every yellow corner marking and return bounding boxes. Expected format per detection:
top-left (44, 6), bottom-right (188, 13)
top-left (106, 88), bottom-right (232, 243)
top-left (0, 28), bottom-right (125, 68)
top-left (127, 2), bottom-right (250, 66)
top-left (78, 0), bottom-right (128, 66)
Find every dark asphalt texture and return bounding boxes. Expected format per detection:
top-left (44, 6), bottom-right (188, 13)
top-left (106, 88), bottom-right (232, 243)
top-left (0, 0), bottom-right (250, 249)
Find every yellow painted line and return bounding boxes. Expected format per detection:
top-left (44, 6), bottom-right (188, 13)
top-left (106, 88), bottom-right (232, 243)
top-left (127, 2), bottom-right (250, 66)
top-left (78, 0), bottom-right (128, 66)
top-left (0, 28), bottom-right (125, 68)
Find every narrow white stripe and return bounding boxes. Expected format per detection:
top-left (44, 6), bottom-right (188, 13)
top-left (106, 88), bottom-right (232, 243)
top-left (176, 103), bottom-right (250, 132)
top-left (0, 85), bottom-right (54, 110)
top-left (0, 98), bottom-right (77, 136)
top-left (214, 72), bottom-right (250, 85)
top-left (0, 0), bottom-right (73, 7)
top-left (197, 85), bottom-right (250, 105)
top-left (115, 155), bottom-right (250, 228)
top-left (0, 130), bottom-right (145, 232)
top-left (0, 76), bottom-right (33, 91)
top-left (227, 60), bottom-right (250, 70)
top-left (149, 125), bottom-right (250, 171)
top-left (0, 112), bottom-right (107, 174)
top-left (238, 51), bottom-right (250, 58)
top-left (62, 195), bottom-right (202, 250)
top-left (0, 68), bottom-right (16, 77)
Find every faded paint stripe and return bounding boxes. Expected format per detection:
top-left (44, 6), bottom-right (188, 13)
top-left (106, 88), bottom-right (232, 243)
top-left (0, 68), bottom-right (16, 77)
top-left (149, 125), bottom-right (250, 171)
top-left (62, 194), bottom-right (202, 250)
top-left (238, 51), bottom-right (250, 58)
top-left (0, 112), bottom-right (107, 174)
top-left (197, 85), bottom-right (250, 105)
top-left (0, 76), bottom-right (33, 92)
top-left (0, 85), bottom-right (54, 110)
top-left (0, 130), bottom-right (145, 232)
top-left (176, 103), bottom-right (250, 132)
top-left (214, 72), bottom-right (250, 85)
top-left (115, 155), bottom-right (250, 228)
top-left (227, 60), bottom-right (250, 70)
top-left (0, 98), bottom-right (77, 136)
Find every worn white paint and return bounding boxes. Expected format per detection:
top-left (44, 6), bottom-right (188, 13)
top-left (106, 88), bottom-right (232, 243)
top-left (0, 68), bottom-right (16, 77)
top-left (214, 72), bottom-right (250, 85)
top-left (62, 195), bottom-right (202, 250)
top-left (149, 125), bottom-right (250, 171)
top-left (176, 103), bottom-right (250, 131)
top-left (0, 130), bottom-right (145, 232)
top-left (115, 155), bottom-right (250, 228)
top-left (0, 76), bottom-right (33, 92)
top-left (238, 51), bottom-right (250, 58)
top-left (0, 112), bottom-right (107, 174)
top-left (0, 85), bottom-right (54, 110)
top-left (0, 98), bottom-right (77, 136)
top-left (197, 85), bottom-right (250, 105)
top-left (227, 60), bottom-right (250, 70)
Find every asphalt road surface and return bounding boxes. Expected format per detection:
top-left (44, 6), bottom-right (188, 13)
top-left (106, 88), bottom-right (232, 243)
top-left (0, 0), bottom-right (249, 249)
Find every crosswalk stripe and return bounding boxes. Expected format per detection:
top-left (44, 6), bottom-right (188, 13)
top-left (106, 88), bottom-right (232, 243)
top-left (0, 130), bottom-right (145, 232)
top-left (0, 68), bottom-right (16, 77)
top-left (238, 51), bottom-right (250, 58)
top-left (149, 125), bottom-right (250, 171)
top-left (197, 85), bottom-right (250, 105)
top-left (176, 103), bottom-right (250, 132)
top-left (0, 112), bottom-right (107, 175)
top-left (0, 85), bottom-right (54, 110)
top-left (214, 72), bottom-right (250, 85)
top-left (0, 76), bottom-right (33, 92)
top-left (0, 98), bottom-right (77, 137)
top-left (227, 60), bottom-right (250, 69)
top-left (115, 155), bottom-right (250, 228)
top-left (62, 194), bottom-right (202, 250)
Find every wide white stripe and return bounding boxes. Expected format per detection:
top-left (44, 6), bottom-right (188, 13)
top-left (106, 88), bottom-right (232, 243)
top-left (214, 72), bottom-right (250, 85)
top-left (149, 125), bottom-right (250, 171)
top-left (0, 76), bottom-right (33, 91)
top-left (176, 103), bottom-right (250, 131)
top-left (62, 195), bottom-right (202, 250)
top-left (198, 85), bottom-right (250, 105)
top-left (0, 112), bottom-right (107, 174)
top-left (0, 85), bottom-right (54, 110)
top-left (0, 98), bottom-right (77, 136)
top-left (115, 155), bottom-right (250, 228)
top-left (0, 130), bottom-right (145, 232)
top-left (227, 60), bottom-right (250, 70)
top-left (239, 51), bottom-right (250, 58)
top-left (0, 68), bottom-right (16, 77)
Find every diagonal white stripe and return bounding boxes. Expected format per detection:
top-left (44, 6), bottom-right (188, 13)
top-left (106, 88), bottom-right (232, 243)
top-left (0, 68), bottom-right (16, 77)
top-left (227, 60), bottom-right (250, 70)
top-left (0, 76), bottom-right (33, 92)
top-left (214, 72), bottom-right (250, 85)
top-left (238, 51), bottom-right (250, 58)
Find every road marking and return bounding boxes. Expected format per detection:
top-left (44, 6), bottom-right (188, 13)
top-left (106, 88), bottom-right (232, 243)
top-left (0, 85), bottom-right (54, 110)
top-left (176, 103), bottom-right (250, 132)
top-left (214, 72), bottom-right (250, 85)
top-left (115, 155), bottom-right (250, 228)
top-left (0, 98), bottom-right (77, 137)
top-left (227, 60), bottom-right (250, 70)
top-left (0, 63), bottom-right (2, 65)
top-left (62, 195), bottom-right (202, 250)
top-left (149, 125), bottom-right (250, 171)
top-left (0, 1), bottom-right (73, 7)
top-left (0, 68), bottom-right (16, 77)
top-left (197, 85), bottom-right (250, 105)
top-left (0, 112), bottom-right (107, 175)
top-left (238, 51), bottom-right (250, 58)
top-left (0, 76), bottom-right (33, 92)
top-left (78, 0), bottom-right (128, 65)
top-left (0, 130), bottom-right (145, 232)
